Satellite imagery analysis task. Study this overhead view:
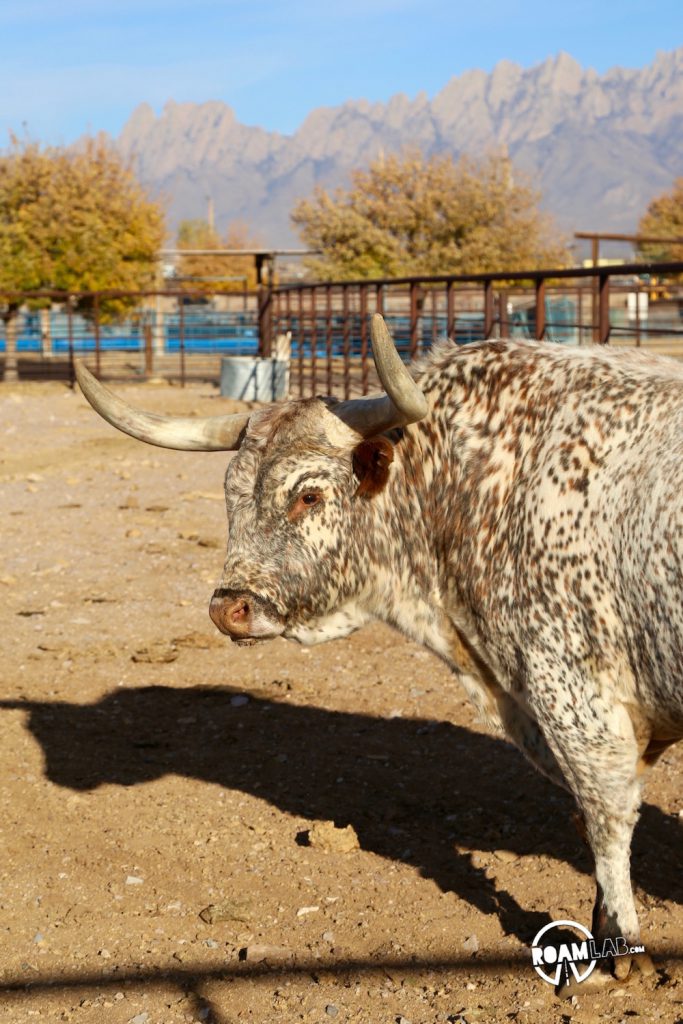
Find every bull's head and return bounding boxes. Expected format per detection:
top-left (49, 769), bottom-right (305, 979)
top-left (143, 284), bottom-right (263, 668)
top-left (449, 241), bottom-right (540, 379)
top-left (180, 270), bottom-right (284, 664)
top-left (76, 316), bottom-right (428, 646)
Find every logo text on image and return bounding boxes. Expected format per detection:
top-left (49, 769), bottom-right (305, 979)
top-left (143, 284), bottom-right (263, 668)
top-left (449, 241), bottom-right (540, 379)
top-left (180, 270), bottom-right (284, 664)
top-left (531, 919), bottom-right (646, 986)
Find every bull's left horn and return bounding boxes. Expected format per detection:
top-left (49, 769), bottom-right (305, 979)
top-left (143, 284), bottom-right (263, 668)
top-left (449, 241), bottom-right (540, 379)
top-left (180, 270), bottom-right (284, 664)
top-left (336, 314), bottom-right (428, 435)
top-left (75, 362), bottom-right (251, 451)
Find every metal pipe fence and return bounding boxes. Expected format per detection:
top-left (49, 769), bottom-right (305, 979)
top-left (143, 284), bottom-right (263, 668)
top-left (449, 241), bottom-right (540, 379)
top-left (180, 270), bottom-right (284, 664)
top-left (270, 262), bottom-right (683, 399)
top-left (1, 262), bottom-right (683, 393)
top-left (0, 289), bottom-right (261, 386)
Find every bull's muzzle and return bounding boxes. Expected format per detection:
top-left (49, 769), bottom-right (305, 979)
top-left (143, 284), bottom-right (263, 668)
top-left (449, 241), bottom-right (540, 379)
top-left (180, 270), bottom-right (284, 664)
top-left (209, 588), bottom-right (284, 642)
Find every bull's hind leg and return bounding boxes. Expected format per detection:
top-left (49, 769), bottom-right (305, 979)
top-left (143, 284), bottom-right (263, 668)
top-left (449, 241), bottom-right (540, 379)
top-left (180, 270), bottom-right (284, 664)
top-left (496, 695), bottom-right (569, 791)
top-left (532, 685), bottom-right (653, 980)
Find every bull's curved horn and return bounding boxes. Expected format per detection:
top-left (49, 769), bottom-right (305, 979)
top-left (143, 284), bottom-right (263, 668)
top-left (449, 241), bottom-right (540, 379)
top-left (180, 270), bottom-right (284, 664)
top-left (336, 314), bottom-right (429, 435)
top-left (75, 362), bottom-right (251, 451)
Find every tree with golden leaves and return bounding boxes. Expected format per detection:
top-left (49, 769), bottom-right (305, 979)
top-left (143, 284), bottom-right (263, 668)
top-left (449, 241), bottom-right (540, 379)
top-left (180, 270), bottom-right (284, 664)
top-left (291, 149), bottom-right (569, 280)
top-left (176, 219), bottom-right (261, 293)
top-left (0, 136), bottom-right (165, 380)
top-left (637, 178), bottom-right (683, 262)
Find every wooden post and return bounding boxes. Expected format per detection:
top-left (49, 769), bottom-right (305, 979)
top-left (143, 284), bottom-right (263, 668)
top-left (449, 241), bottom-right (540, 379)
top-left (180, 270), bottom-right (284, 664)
top-left (591, 236), bottom-right (600, 342)
top-left (598, 273), bottom-right (610, 344)
top-left (535, 279), bottom-right (546, 341)
top-left (257, 285), bottom-right (272, 358)
top-left (483, 280), bottom-right (494, 339)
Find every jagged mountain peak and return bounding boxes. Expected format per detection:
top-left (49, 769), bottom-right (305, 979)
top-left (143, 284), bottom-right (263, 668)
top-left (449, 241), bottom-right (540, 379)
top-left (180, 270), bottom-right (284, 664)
top-left (114, 48), bottom-right (683, 247)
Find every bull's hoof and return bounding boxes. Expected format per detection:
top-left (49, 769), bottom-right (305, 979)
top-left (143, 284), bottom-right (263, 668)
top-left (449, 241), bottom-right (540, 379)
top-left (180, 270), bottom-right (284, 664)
top-left (557, 951), bottom-right (656, 997)
top-left (632, 951), bottom-right (655, 976)
top-left (613, 953), bottom-right (632, 980)
top-left (613, 950), bottom-right (655, 981)
top-left (556, 967), bottom-right (613, 999)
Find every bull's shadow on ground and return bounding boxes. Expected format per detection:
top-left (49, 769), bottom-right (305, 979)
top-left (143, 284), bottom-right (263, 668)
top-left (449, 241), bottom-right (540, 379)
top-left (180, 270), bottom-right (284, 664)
top-left (2, 684), bottom-right (680, 946)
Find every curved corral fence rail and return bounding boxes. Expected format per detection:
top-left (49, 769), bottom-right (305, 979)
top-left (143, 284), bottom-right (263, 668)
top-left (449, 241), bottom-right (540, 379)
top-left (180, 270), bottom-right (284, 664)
top-left (2, 262), bottom-right (683, 395)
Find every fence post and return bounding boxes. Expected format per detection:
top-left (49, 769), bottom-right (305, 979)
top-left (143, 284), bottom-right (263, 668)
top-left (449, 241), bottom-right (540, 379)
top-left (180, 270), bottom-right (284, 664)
top-left (635, 280), bottom-right (641, 348)
top-left (257, 283), bottom-right (272, 358)
top-left (179, 299), bottom-right (186, 387)
top-left (499, 290), bottom-right (509, 338)
top-left (409, 281), bottom-right (420, 358)
top-left (310, 287), bottom-right (318, 395)
top-left (297, 289), bottom-right (305, 398)
top-left (535, 278), bottom-right (546, 341)
top-left (360, 284), bottom-right (369, 395)
top-left (446, 282), bottom-right (454, 338)
top-left (2, 308), bottom-right (19, 383)
top-left (431, 288), bottom-right (438, 348)
top-left (325, 286), bottom-right (333, 396)
top-left (68, 296), bottom-right (75, 388)
top-left (144, 317), bottom-right (154, 378)
top-left (40, 307), bottom-right (52, 358)
top-left (598, 273), bottom-right (610, 344)
top-left (93, 293), bottom-right (101, 377)
top-left (484, 280), bottom-right (494, 339)
top-left (342, 286), bottom-right (351, 400)
top-left (576, 287), bottom-right (584, 346)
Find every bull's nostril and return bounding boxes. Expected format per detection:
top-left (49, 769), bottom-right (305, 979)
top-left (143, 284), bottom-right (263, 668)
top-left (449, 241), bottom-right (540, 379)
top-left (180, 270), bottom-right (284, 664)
top-left (231, 600), bottom-right (249, 623)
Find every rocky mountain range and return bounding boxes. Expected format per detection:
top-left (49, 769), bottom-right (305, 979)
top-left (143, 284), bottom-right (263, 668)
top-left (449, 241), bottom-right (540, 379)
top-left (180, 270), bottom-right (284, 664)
top-left (115, 48), bottom-right (683, 249)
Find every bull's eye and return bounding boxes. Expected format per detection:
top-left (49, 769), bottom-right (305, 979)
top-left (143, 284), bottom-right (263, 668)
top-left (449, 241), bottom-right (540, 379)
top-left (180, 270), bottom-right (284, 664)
top-left (288, 490), bottom-right (323, 521)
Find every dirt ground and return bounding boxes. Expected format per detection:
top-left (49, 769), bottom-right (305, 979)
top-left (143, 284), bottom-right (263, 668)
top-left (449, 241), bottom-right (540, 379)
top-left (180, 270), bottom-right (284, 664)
top-left (1, 379), bottom-right (683, 1024)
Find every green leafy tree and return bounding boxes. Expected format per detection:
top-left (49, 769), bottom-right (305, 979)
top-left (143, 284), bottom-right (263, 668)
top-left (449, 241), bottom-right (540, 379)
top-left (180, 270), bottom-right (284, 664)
top-left (291, 149), bottom-right (568, 280)
top-left (176, 219), bottom-right (260, 292)
top-left (637, 178), bottom-right (683, 262)
top-left (0, 136), bottom-right (165, 380)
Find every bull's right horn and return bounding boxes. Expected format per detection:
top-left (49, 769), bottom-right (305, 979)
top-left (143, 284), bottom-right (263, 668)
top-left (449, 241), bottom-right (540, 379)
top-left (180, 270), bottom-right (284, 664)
top-left (335, 314), bottom-right (429, 436)
top-left (75, 362), bottom-right (251, 451)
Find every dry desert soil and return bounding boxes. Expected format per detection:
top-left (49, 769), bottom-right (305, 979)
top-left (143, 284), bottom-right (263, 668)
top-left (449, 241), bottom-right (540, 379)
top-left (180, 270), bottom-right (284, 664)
top-left (1, 379), bottom-right (683, 1024)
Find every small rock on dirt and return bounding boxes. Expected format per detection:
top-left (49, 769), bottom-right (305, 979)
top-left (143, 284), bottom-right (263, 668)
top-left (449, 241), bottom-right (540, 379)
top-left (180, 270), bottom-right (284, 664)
top-left (296, 905), bottom-right (319, 917)
top-left (305, 821), bottom-right (360, 854)
top-left (199, 899), bottom-right (252, 924)
top-left (462, 934), bottom-right (479, 953)
top-left (325, 1006), bottom-right (339, 1017)
top-left (239, 943), bottom-right (292, 963)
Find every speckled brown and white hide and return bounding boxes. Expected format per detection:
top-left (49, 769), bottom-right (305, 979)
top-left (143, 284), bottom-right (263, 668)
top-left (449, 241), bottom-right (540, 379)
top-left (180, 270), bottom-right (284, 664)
top-left (215, 338), bottom-right (683, 953)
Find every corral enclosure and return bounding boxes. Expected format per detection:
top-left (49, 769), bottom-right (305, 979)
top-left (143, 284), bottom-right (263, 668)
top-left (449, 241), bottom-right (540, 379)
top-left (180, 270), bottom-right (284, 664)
top-left (2, 261), bottom-right (683, 392)
top-left (1, 378), bottom-right (683, 1023)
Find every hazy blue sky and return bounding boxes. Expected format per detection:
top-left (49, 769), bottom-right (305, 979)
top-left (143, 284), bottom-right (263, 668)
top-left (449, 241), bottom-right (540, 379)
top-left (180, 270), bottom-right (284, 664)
top-left (1, 0), bottom-right (681, 144)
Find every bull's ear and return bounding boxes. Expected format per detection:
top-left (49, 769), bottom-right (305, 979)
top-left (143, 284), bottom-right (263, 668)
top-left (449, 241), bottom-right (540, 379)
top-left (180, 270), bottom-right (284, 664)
top-left (352, 436), bottom-right (395, 498)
